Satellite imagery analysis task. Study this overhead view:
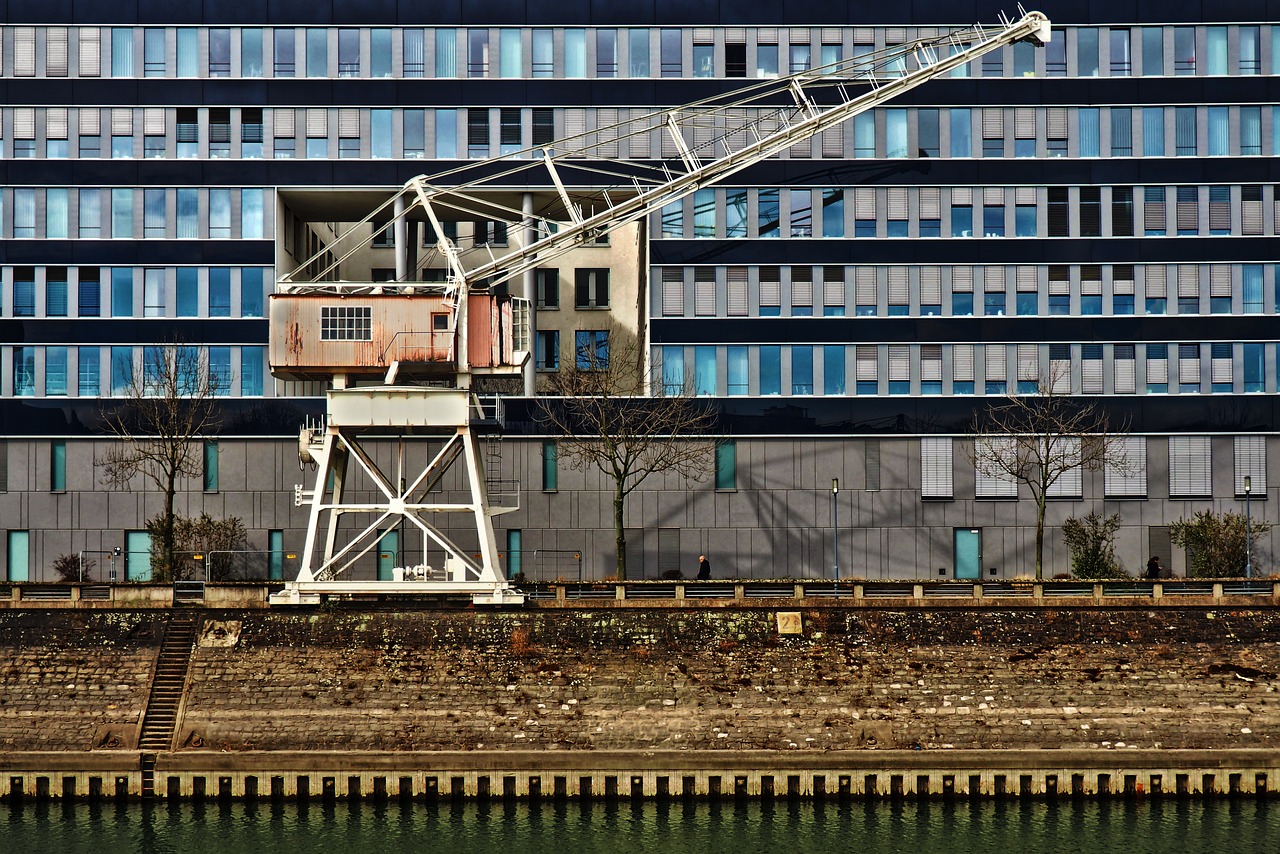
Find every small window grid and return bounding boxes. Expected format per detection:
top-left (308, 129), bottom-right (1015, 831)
top-left (320, 305), bottom-right (372, 341)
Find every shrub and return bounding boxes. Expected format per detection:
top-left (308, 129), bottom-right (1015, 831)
top-left (1170, 510), bottom-right (1273, 578)
top-left (146, 512), bottom-right (248, 581)
top-left (52, 553), bottom-right (95, 583)
top-left (1061, 511), bottom-right (1123, 579)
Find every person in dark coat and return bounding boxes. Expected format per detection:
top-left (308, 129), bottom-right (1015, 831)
top-left (1146, 556), bottom-right (1163, 579)
top-left (697, 554), bottom-right (711, 580)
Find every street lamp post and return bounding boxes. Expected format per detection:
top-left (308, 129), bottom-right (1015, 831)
top-left (1244, 475), bottom-right (1253, 579)
top-left (831, 478), bottom-right (839, 592)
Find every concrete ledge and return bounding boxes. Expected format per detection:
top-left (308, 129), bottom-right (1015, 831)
top-left (4, 749), bottom-right (1280, 799)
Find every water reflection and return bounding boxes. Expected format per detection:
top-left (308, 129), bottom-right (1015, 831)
top-left (0, 796), bottom-right (1274, 854)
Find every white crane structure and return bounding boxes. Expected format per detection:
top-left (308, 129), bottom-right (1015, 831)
top-left (267, 10), bottom-right (1051, 605)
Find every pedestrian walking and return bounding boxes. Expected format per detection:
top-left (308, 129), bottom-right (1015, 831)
top-left (697, 554), bottom-right (711, 580)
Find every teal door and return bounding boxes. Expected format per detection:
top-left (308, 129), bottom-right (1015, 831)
top-left (126, 531), bottom-right (153, 581)
top-left (954, 528), bottom-right (982, 580)
top-left (377, 530), bottom-right (399, 581)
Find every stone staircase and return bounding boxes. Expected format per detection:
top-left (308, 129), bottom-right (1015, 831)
top-left (138, 612), bottom-right (200, 754)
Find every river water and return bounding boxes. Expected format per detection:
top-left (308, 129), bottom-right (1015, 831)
top-left (2, 798), bottom-right (1276, 853)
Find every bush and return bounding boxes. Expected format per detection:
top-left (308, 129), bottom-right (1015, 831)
top-left (52, 553), bottom-right (95, 583)
top-left (1061, 511), bottom-right (1123, 579)
top-left (146, 512), bottom-right (248, 581)
top-left (1170, 510), bottom-right (1273, 578)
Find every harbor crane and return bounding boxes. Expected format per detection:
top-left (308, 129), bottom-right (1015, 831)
top-left (267, 10), bottom-right (1051, 605)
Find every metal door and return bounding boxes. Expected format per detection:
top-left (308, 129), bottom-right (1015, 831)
top-left (377, 530), bottom-right (398, 581)
top-left (954, 528), bottom-right (982, 580)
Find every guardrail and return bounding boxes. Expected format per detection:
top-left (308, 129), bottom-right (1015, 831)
top-left (0, 579), bottom-right (1276, 608)
top-left (528, 579), bottom-right (1280, 605)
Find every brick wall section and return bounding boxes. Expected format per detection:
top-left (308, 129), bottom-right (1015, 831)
top-left (175, 608), bottom-right (1280, 753)
top-left (0, 612), bottom-right (158, 750)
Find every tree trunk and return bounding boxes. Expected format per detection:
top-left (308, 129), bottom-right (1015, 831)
top-left (613, 487), bottom-right (627, 581)
top-left (163, 470), bottom-right (177, 582)
top-left (1035, 495), bottom-right (1046, 580)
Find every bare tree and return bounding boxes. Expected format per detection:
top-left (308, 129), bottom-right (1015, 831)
top-left (98, 345), bottom-right (223, 581)
top-left (969, 361), bottom-right (1130, 580)
top-left (536, 324), bottom-right (715, 580)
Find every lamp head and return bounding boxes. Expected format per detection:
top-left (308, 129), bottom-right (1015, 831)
top-left (1245, 475), bottom-right (1252, 494)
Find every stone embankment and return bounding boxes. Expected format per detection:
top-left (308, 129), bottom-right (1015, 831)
top-left (1, 606), bottom-right (1278, 798)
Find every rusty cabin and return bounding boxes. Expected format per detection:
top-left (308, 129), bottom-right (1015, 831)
top-left (268, 292), bottom-right (529, 382)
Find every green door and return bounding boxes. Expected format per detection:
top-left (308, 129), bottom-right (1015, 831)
top-left (377, 530), bottom-right (399, 581)
top-left (954, 528), bottom-right (982, 580)
top-left (126, 531), bottom-right (153, 581)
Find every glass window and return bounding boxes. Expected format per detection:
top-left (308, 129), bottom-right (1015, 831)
top-left (949, 109), bottom-right (970, 157)
top-left (111, 28), bottom-right (133, 76)
top-left (756, 43), bottom-right (778, 79)
top-left (46, 274), bottom-right (68, 317)
top-left (628, 29), bottom-right (650, 77)
top-left (203, 441), bottom-right (219, 491)
top-left (12, 347), bottom-right (35, 396)
top-left (108, 189), bottom-right (132, 238)
top-left (111, 268), bottom-right (133, 317)
top-left (402, 29), bottom-right (425, 77)
top-left (984, 292), bottom-right (1006, 316)
top-left (241, 268), bottom-right (264, 317)
top-left (952, 292), bottom-right (973, 316)
top-left (1243, 265), bottom-right (1263, 313)
top-left (1109, 28), bottom-right (1130, 75)
top-left (370, 110), bottom-right (392, 159)
top-left (661, 346), bottom-right (685, 395)
top-left (725, 190), bottom-right (747, 238)
top-left (1175, 107), bottom-right (1196, 155)
top-left (1141, 27), bottom-right (1163, 75)
top-left (692, 43), bottom-right (713, 77)
top-left (1239, 27), bottom-right (1260, 75)
top-left (209, 268), bottom-right (232, 316)
top-left (983, 206), bottom-right (1005, 237)
top-left (574, 330), bottom-right (609, 370)
top-left (660, 29), bottom-right (681, 77)
top-left (789, 44), bottom-right (811, 73)
top-left (176, 268), bottom-right (198, 316)
top-left (435, 109), bottom-right (457, 158)
top-left (694, 346), bottom-right (716, 396)
top-left (759, 346), bottom-right (781, 395)
top-left (792, 346), bottom-right (813, 395)
top-left (886, 110), bottom-right (908, 158)
top-left (727, 347), bottom-right (748, 395)
top-left (274, 28), bottom-right (295, 76)
top-left (715, 442), bottom-right (736, 490)
top-left (1045, 36), bottom-right (1066, 76)
top-left (176, 28), bottom-right (197, 77)
top-left (306, 28), bottom-right (327, 77)
top-left (242, 28), bottom-right (263, 76)
top-left (1244, 343), bottom-right (1264, 392)
top-left (951, 205), bottom-right (972, 238)
top-left (78, 347), bottom-right (100, 395)
top-left (434, 29), bottom-right (456, 77)
top-left (596, 29), bottom-right (618, 77)
top-left (1013, 41), bottom-right (1035, 76)
top-left (661, 201), bottom-right (683, 238)
top-left (1205, 26), bottom-right (1227, 75)
top-left (789, 190), bottom-right (812, 238)
top-left (175, 189), bottom-right (198, 238)
top-left (1205, 107), bottom-right (1228, 156)
top-left (538, 441), bottom-right (559, 492)
top-left (110, 346), bottom-right (133, 394)
top-left (757, 189), bottom-right (780, 238)
top-left (1077, 28), bottom-right (1099, 76)
top-left (143, 28), bottom-right (165, 76)
top-left (918, 109), bottom-right (939, 157)
top-left (1143, 107), bottom-right (1164, 156)
top-left (823, 345), bottom-right (846, 395)
top-left (1241, 107), bottom-right (1261, 156)
top-left (13, 272), bottom-right (35, 316)
top-left (1111, 108), bottom-right (1131, 156)
top-left (822, 189), bottom-right (844, 238)
top-left (1174, 27), bottom-right (1195, 74)
top-left (240, 347), bottom-right (264, 395)
top-left (1015, 205), bottom-right (1036, 237)
top-left (853, 113), bottom-right (874, 157)
top-left (337, 28), bottom-right (359, 77)
top-left (693, 189), bottom-right (715, 238)
top-left (209, 189), bottom-right (231, 239)
top-left (565, 29), bottom-right (586, 77)
top-left (143, 268), bottom-right (164, 317)
top-left (1078, 108), bottom-right (1100, 157)
top-left (78, 270), bottom-right (101, 316)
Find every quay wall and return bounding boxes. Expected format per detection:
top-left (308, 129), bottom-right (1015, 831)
top-left (1, 606), bottom-right (1279, 796)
